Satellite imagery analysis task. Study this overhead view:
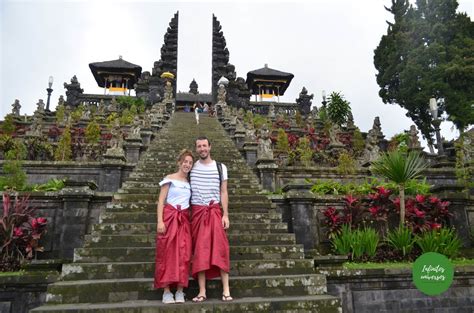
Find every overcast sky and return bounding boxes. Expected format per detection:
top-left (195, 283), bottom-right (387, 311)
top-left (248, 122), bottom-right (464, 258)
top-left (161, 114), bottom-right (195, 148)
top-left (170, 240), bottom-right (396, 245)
top-left (1, 0), bottom-right (472, 148)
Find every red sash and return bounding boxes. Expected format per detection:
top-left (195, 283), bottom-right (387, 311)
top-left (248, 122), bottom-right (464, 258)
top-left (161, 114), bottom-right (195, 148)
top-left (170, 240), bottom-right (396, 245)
top-left (154, 204), bottom-right (192, 288)
top-left (191, 201), bottom-right (230, 279)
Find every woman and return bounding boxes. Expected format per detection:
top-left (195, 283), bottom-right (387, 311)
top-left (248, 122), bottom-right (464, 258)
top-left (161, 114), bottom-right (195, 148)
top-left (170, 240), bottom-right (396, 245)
top-left (154, 149), bottom-right (194, 304)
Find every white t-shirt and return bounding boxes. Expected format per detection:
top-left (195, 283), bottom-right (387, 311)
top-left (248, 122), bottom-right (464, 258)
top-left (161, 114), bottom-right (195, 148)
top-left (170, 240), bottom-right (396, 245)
top-left (190, 160), bottom-right (228, 206)
top-left (159, 178), bottom-right (191, 210)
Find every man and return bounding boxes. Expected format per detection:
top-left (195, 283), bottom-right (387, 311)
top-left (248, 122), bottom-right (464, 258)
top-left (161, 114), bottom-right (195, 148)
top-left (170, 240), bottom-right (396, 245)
top-left (190, 136), bottom-right (232, 302)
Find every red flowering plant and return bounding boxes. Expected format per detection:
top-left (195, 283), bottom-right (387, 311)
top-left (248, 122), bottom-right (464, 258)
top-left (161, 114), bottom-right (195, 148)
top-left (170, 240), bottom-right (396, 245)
top-left (323, 194), bottom-right (368, 238)
top-left (402, 195), bottom-right (452, 234)
top-left (363, 186), bottom-right (395, 236)
top-left (0, 193), bottom-right (48, 271)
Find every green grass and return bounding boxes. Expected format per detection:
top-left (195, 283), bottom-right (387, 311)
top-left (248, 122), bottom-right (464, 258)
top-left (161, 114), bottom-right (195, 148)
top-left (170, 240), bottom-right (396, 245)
top-left (343, 258), bottom-right (474, 269)
top-left (0, 270), bottom-right (24, 277)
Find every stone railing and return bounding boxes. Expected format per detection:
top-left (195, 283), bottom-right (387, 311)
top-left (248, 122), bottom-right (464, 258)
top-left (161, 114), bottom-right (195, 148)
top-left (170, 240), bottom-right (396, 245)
top-left (248, 101), bottom-right (299, 115)
top-left (78, 93), bottom-right (115, 107)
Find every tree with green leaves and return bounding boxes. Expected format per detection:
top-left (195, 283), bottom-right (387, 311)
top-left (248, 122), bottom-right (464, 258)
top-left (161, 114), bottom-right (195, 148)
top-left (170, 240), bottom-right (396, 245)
top-left (327, 92), bottom-right (352, 127)
top-left (374, 0), bottom-right (473, 147)
top-left (371, 150), bottom-right (428, 225)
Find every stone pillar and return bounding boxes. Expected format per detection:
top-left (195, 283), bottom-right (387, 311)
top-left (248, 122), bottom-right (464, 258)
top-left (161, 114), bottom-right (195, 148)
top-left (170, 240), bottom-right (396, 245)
top-left (243, 142), bottom-right (258, 167)
top-left (228, 123), bottom-right (236, 137)
top-left (58, 181), bottom-right (96, 259)
top-left (256, 159), bottom-right (278, 192)
top-left (283, 179), bottom-right (318, 251)
top-left (100, 155), bottom-right (126, 192)
top-left (233, 130), bottom-right (246, 149)
top-left (124, 138), bottom-right (142, 163)
top-left (140, 129), bottom-right (153, 146)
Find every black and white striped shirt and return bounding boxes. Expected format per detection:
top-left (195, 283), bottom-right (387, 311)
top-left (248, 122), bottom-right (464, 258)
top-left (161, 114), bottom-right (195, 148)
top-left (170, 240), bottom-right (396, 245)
top-left (190, 160), bottom-right (228, 205)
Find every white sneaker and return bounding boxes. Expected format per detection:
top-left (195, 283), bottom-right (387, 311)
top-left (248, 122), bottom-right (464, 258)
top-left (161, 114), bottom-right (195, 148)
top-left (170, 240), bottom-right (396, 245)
top-left (175, 290), bottom-right (185, 303)
top-left (162, 291), bottom-right (175, 304)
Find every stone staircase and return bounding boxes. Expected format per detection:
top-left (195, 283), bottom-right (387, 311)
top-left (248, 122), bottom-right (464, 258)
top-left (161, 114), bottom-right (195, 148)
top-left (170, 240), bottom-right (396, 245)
top-left (32, 112), bottom-right (341, 312)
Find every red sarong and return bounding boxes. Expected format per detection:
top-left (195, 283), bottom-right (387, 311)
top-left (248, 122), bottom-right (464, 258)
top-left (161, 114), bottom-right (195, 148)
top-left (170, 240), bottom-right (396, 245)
top-left (154, 204), bottom-right (192, 289)
top-left (191, 201), bottom-right (230, 279)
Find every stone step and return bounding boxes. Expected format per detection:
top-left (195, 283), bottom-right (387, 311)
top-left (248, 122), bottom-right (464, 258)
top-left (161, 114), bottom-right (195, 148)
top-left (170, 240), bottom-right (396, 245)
top-left (45, 274), bottom-right (328, 304)
top-left (112, 193), bottom-right (270, 203)
top-left (31, 295), bottom-right (341, 313)
top-left (83, 233), bottom-right (297, 248)
top-left (99, 211), bottom-right (283, 224)
top-left (74, 245), bottom-right (304, 262)
top-left (91, 222), bottom-right (288, 235)
top-left (117, 182), bottom-right (258, 197)
top-left (105, 202), bottom-right (272, 213)
top-left (60, 259), bottom-right (315, 280)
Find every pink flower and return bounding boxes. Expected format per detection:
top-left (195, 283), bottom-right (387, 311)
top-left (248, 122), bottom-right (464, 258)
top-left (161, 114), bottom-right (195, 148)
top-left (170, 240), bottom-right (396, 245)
top-left (369, 206), bottom-right (379, 216)
top-left (345, 195), bottom-right (358, 206)
top-left (414, 208), bottom-right (426, 218)
top-left (429, 196), bottom-right (440, 204)
top-left (376, 186), bottom-right (391, 198)
top-left (13, 227), bottom-right (23, 237)
top-left (415, 195), bottom-right (426, 203)
top-left (430, 223), bottom-right (442, 230)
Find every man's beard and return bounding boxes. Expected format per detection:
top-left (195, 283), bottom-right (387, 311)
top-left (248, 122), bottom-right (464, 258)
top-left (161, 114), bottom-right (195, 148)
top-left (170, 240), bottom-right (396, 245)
top-left (199, 152), bottom-right (208, 160)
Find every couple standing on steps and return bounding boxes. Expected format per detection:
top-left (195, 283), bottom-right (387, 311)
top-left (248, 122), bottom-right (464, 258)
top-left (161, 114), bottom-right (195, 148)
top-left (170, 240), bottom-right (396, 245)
top-left (154, 136), bottom-right (233, 304)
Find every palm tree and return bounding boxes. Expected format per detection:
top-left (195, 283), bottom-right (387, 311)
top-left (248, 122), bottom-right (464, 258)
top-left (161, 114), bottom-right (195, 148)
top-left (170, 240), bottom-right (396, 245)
top-left (371, 151), bottom-right (428, 225)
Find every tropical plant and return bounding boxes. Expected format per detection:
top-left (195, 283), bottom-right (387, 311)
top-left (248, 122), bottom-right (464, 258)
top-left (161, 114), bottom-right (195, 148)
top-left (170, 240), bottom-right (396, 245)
top-left (0, 139), bottom-right (27, 191)
top-left (55, 104), bottom-right (65, 125)
top-left (371, 151), bottom-right (428, 225)
top-left (386, 224), bottom-right (415, 257)
top-left (337, 152), bottom-right (357, 175)
top-left (326, 91), bottom-right (352, 127)
top-left (275, 128), bottom-right (289, 153)
top-left (415, 227), bottom-right (462, 258)
top-left (331, 224), bottom-right (352, 255)
top-left (1, 193), bottom-right (48, 271)
top-left (54, 126), bottom-right (72, 161)
top-left (85, 119), bottom-right (101, 144)
top-left (1, 115), bottom-right (16, 135)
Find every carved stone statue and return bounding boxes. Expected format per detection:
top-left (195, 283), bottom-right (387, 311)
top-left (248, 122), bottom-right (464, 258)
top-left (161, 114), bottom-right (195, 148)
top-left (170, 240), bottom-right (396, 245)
top-left (35, 99), bottom-right (45, 115)
top-left (360, 129), bottom-right (380, 165)
top-left (81, 105), bottom-right (91, 120)
top-left (26, 116), bottom-right (42, 137)
top-left (63, 75), bottom-right (84, 108)
top-left (106, 119), bottom-right (125, 157)
top-left (245, 123), bottom-right (257, 142)
top-left (268, 102), bottom-right (276, 119)
top-left (257, 124), bottom-right (273, 160)
top-left (98, 99), bottom-right (106, 115)
top-left (108, 97), bottom-right (118, 112)
top-left (163, 81), bottom-right (173, 101)
top-left (408, 125), bottom-right (421, 149)
top-left (328, 123), bottom-right (343, 146)
top-left (217, 84), bottom-right (227, 106)
top-left (295, 87), bottom-right (314, 116)
top-left (128, 116), bottom-right (142, 140)
top-left (11, 99), bottom-right (21, 116)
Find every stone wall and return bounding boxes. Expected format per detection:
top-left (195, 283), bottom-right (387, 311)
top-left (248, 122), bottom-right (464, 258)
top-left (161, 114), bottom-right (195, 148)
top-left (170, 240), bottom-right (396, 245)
top-left (1, 188), bottom-right (112, 260)
top-left (323, 267), bottom-right (474, 313)
top-left (0, 160), bottom-right (134, 192)
top-left (0, 269), bottom-right (59, 313)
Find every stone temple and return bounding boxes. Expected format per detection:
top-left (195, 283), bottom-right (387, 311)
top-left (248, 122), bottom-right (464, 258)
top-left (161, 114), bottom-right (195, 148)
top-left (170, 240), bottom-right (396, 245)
top-left (0, 11), bottom-right (473, 313)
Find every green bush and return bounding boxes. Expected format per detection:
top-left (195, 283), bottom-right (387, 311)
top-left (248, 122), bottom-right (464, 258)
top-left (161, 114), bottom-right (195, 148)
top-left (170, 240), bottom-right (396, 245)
top-left (327, 92), bottom-right (351, 127)
top-left (386, 224), bottom-right (415, 257)
top-left (1, 115), bottom-right (16, 135)
top-left (54, 126), bottom-right (72, 161)
top-left (331, 225), bottom-right (380, 260)
top-left (85, 119), bottom-right (101, 144)
top-left (337, 152), bottom-right (357, 175)
top-left (415, 228), bottom-right (462, 258)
